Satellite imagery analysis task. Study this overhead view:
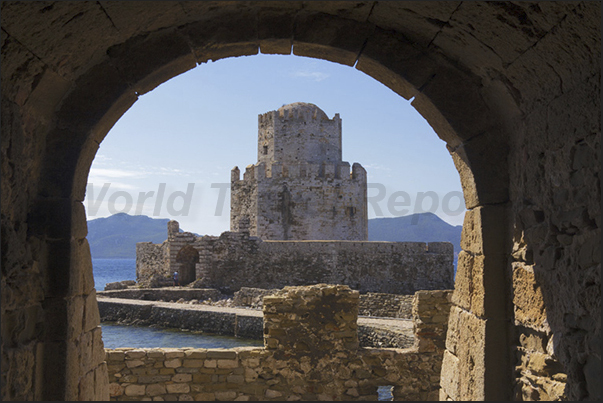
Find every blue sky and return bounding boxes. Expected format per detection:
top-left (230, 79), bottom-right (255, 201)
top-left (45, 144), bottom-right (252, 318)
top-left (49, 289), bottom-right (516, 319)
top-left (85, 54), bottom-right (465, 235)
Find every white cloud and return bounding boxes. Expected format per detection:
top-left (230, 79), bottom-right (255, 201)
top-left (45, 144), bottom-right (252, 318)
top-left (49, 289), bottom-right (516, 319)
top-left (92, 154), bottom-right (112, 164)
top-left (93, 182), bottom-right (138, 190)
top-left (363, 163), bottom-right (392, 172)
top-left (290, 70), bottom-right (330, 82)
top-left (89, 168), bottom-right (146, 179)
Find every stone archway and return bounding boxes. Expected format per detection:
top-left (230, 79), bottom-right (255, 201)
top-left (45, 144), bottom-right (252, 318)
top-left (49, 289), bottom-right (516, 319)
top-left (175, 245), bottom-right (199, 286)
top-left (1, 2), bottom-right (599, 401)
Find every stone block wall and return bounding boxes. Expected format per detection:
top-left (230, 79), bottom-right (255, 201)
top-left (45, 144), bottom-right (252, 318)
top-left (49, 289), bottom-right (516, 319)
top-left (98, 298), bottom-right (263, 339)
top-left (152, 229), bottom-right (454, 294)
top-left (136, 242), bottom-right (170, 287)
top-left (233, 288), bottom-right (415, 319)
top-left (98, 288), bottom-right (224, 302)
top-left (506, 62), bottom-right (601, 400)
top-left (105, 285), bottom-right (453, 401)
top-left (359, 293), bottom-right (414, 319)
top-left (231, 162), bottom-right (367, 241)
top-left (232, 287), bottom-right (280, 309)
top-left (262, 284), bottom-right (361, 355)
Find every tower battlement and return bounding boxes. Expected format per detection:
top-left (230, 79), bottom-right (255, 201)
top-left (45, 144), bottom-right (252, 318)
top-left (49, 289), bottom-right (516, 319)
top-left (257, 102), bottom-right (342, 167)
top-left (258, 108), bottom-right (341, 124)
top-left (231, 161), bottom-right (365, 182)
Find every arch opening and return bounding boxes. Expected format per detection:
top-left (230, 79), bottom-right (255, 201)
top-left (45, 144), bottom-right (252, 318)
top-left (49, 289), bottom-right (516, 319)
top-left (63, 41), bottom-right (508, 398)
top-left (175, 245), bottom-right (199, 286)
top-left (60, 37), bottom-right (507, 402)
top-left (4, 3), bottom-right (560, 401)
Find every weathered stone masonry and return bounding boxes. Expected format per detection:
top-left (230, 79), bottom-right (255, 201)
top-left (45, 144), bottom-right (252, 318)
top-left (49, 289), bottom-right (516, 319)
top-left (137, 225), bottom-right (454, 294)
top-left (136, 102), bottom-right (453, 298)
top-left (2, 2), bottom-right (599, 401)
top-left (105, 285), bottom-right (452, 401)
top-left (231, 103), bottom-right (368, 241)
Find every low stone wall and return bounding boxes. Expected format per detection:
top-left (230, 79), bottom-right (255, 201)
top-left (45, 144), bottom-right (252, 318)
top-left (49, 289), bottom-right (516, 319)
top-left (105, 286), bottom-right (453, 401)
top-left (98, 298), bottom-right (263, 339)
top-left (105, 280), bottom-right (137, 291)
top-left (228, 287), bottom-right (415, 319)
top-left (357, 325), bottom-right (415, 349)
top-left (100, 287), bottom-right (417, 318)
top-left (98, 288), bottom-right (224, 302)
top-left (359, 292), bottom-right (414, 318)
top-left (232, 287), bottom-right (280, 309)
top-left (98, 298), bottom-right (414, 348)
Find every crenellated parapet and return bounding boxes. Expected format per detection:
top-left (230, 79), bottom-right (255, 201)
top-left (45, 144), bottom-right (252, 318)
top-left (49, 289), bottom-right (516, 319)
top-left (232, 161), bottom-right (366, 183)
top-left (257, 107), bottom-right (341, 124)
top-left (257, 102), bottom-right (342, 167)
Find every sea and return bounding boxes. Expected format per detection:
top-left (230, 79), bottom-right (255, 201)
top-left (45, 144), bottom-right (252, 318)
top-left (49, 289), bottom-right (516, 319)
top-left (92, 258), bottom-right (262, 349)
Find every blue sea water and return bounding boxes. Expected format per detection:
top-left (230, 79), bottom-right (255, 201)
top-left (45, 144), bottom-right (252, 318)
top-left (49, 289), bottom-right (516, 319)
top-left (101, 323), bottom-right (262, 349)
top-left (92, 258), bottom-right (136, 291)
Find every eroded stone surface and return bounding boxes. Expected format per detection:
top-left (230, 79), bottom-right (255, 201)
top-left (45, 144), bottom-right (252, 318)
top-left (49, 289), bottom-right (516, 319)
top-left (104, 286), bottom-right (452, 401)
top-left (1, 2), bottom-right (600, 401)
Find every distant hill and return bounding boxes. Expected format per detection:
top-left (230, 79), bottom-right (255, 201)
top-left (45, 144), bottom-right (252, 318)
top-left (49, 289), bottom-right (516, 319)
top-left (368, 213), bottom-right (462, 270)
top-left (88, 212), bottom-right (462, 261)
top-left (87, 213), bottom-right (170, 258)
top-left (368, 212), bottom-right (462, 253)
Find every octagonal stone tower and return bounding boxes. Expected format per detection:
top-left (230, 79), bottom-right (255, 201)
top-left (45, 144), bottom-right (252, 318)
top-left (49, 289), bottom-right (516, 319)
top-left (231, 102), bottom-right (368, 241)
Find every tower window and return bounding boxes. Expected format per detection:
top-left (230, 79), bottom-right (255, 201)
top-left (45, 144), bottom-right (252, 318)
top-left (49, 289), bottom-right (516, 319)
top-left (263, 146), bottom-right (268, 155)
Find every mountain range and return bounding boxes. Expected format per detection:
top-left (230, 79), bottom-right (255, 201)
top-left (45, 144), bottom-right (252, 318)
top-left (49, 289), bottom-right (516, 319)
top-left (87, 213), bottom-right (170, 259)
top-left (87, 212), bottom-right (462, 260)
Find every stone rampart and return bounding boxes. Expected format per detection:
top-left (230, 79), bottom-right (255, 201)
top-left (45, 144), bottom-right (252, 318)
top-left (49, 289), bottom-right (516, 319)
top-left (105, 286), bottom-right (453, 401)
top-left (97, 297), bottom-right (415, 349)
top-left (357, 325), bottom-right (415, 349)
top-left (98, 298), bottom-right (263, 339)
top-left (231, 162), bottom-right (367, 241)
top-left (136, 242), bottom-right (170, 287)
top-left (152, 231), bottom-right (454, 294)
top-left (98, 288), bottom-right (224, 302)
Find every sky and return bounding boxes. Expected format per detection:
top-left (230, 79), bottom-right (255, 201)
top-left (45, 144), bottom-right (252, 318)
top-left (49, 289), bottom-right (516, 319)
top-left (85, 53), bottom-right (465, 235)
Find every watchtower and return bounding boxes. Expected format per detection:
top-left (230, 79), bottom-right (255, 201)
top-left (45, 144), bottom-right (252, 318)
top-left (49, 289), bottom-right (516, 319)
top-left (231, 103), bottom-right (368, 241)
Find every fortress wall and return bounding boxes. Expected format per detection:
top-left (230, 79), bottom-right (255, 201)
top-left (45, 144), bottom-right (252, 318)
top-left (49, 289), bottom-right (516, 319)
top-left (136, 242), bottom-right (169, 287)
top-left (230, 170), bottom-right (259, 235)
top-left (105, 286), bottom-right (452, 401)
top-left (231, 161), bottom-right (367, 240)
top-left (136, 231), bottom-right (453, 296)
top-left (195, 236), bottom-right (453, 294)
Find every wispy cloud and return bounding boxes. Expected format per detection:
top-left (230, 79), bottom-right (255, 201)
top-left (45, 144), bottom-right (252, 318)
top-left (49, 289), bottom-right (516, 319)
top-left (89, 168), bottom-right (147, 179)
top-left (363, 163), bottom-right (392, 172)
top-left (289, 70), bottom-right (330, 82)
top-left (93, 154), bottom-right (112, 163)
